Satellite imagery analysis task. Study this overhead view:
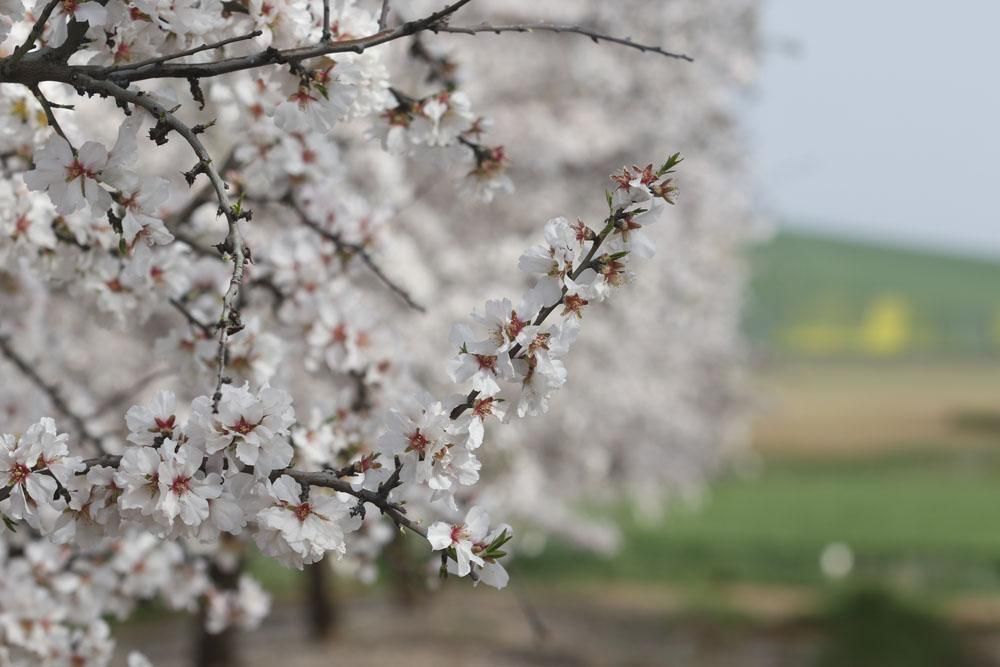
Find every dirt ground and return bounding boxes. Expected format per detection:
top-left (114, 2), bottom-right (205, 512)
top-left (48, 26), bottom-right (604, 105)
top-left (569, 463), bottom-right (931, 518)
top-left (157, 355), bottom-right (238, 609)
top-left (115, 585), bottom-right (817, 667)
top-left (114, 583), bottom-right (1000, 667)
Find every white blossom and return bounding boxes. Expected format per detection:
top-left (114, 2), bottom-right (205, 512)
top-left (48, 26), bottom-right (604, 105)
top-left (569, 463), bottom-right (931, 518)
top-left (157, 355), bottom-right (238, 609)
top-left (427, 506), bottom-right (509, 585)
top-left (187, 384), bottom-right (296, 478)
top-left (156, 440), bottom-right (222, 528)
top-left (255, 476), bottom-right (356, 568)
top-left (23, 136), bottom-right (112, 215)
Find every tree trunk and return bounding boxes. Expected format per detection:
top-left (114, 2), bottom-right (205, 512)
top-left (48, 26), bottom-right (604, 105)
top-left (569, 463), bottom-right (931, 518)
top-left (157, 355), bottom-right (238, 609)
top-left (303, 560), bottom-right (337, 640)
top-left (194, 607), bottom-right (238, 667)
top-left (193, 561), bottom-right (241, 667)
top-left (385, 531), bottom-right (423, 608)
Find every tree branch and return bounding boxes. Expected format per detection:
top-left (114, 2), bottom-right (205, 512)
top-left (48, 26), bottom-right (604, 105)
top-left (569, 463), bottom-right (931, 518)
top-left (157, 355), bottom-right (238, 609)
top-left (322, 0), bottom-right (332, 42)
top-left (29, 85), bottom-right (72, 145)
top-left (431, 23), bottom-right (693, 62)
top-left (2, 0), bottom-right (61, 70)
top-left (284, 467), bottom-right (424, 536)
top-left (450, 209), bottom-right (620, 419)
top-left (378, 0), bottom-right (392, 31)
top-left (92, 0), bottom-right (475, 83)
top-left (87, 369), bottom-right (172, 419)
top-left (74, 74), bottom-right (249, 413)
top-left (102, 30), bottom-right (264, 74)
top-left (169, 297), bottom-right (215, 336)
top-left (0, 452), bottom-right (425, 537)
top-left (285, 196), bottom-right (425, 313)
top-left (0, 336), bottom-right (105, 453)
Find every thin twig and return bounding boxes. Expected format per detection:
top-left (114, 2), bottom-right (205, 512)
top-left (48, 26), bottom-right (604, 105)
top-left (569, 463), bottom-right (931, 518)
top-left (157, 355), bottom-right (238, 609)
top-left (29, 85), bottom-right (72, 145)
top-left (171, 229), bottom-right (224, 259)
top-left (514, 587), bottom-right (550, 643)
top-left (0, 452), bottom-right (425, 537)
top-left (378, 0), bottom-right (392, 31)
top-left (432, 23), bottom-right (693, 62)
top-left (163, 149), bottom-right (237, 231)
top-left (0, 336), bottom-right (105, 453)
top-left (321, 0), bottom-right (332, 42)
top-left (87, 369), bottom-right (173, 418)
top-left (450, 209), bottom-right (620, 419)
top-left (286, 197), bottom-right (425, 312)
top-left (92, 0), bottom-right (475, 82)
top-left (103, 30), bottom-right (265, 74)
top-left (2, 0), bottom-right (61, 70)
top-left (169, 298), bottom-right (215, 336)
top-left (284, 467), bottom-right (424, 536)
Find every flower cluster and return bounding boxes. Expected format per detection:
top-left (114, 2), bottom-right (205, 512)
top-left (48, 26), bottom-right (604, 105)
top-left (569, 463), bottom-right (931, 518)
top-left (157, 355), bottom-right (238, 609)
top-left (428, 506), bottom-right (511, 587)
top-left (0, 386), bottom-right (361, 569)
top-left (0, 417), bottom-right (83, 528)
top-left (372, 89), bottom-right (513, 201)
top-left (0, 532), bottom-right (217, 665)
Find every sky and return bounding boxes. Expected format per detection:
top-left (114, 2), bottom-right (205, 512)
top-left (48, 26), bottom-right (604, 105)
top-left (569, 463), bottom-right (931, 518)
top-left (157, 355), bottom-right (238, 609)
top-left (748, 1), bottom-right (1000, 257)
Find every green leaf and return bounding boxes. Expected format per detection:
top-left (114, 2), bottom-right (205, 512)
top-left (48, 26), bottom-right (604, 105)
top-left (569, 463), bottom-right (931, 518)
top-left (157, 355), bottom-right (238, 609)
top-left (657, 152), bottom-right (684, 176)
top-left (486, 528), bottom-right (512, 552)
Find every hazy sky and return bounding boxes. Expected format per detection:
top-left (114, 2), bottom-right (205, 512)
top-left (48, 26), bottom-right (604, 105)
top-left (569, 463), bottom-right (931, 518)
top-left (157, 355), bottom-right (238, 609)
top-left (748, 1), bottom-right (1000, 257)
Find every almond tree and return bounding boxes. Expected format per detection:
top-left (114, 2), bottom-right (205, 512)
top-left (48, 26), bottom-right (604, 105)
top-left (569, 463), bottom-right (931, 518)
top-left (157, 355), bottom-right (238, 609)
top-left (0, 1), bottom-right (752, 664)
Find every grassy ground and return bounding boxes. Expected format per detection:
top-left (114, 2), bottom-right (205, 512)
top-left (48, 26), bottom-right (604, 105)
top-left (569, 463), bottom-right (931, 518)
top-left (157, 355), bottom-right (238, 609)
top-left (515, 445), bottom-right (1000, 593)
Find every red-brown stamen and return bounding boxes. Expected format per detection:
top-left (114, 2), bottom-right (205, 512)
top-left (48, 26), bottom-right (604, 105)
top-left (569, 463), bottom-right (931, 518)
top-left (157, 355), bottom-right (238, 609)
top-left (231, 416), bottom-right (256, 435)
top-left (169, 476), bottom-right (191, 495)
top-left (475, 354), bottom-right (498, 374)
top-left (293, 502), bottom-right (312, 522)
top-left (473, 397), bottom-right (495, 418)
top-left (9, 462), bottom-right (30, 485)
top-left (153, 415), bottom-right (176, 433)
top-left (406, 429), bottom-right (429, 454)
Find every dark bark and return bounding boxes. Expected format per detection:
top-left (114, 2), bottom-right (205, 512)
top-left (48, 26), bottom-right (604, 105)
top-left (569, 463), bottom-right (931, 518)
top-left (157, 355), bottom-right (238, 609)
top-left (194, 611), bottom-right (238, 667)
top-left (385, 531), bottom-right (423, 608)
top-left (303, 561), bottom-right (338, 640)
top-left (193, 563), bottom-right (241, 667)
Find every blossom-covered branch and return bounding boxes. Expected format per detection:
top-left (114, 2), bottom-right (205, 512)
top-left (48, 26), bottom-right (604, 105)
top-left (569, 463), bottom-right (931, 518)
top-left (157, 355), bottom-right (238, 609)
top-left (0, 0), bottom-right (477, 85)
top-left (1, 156), bottom-right (681, 576)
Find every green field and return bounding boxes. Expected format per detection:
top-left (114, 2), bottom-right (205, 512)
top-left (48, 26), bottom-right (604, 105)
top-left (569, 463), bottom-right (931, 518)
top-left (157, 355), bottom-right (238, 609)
top-left (745, 230), bottom-right (1000, 359)
top-left (515, 446), bottom-right (1000, 594)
